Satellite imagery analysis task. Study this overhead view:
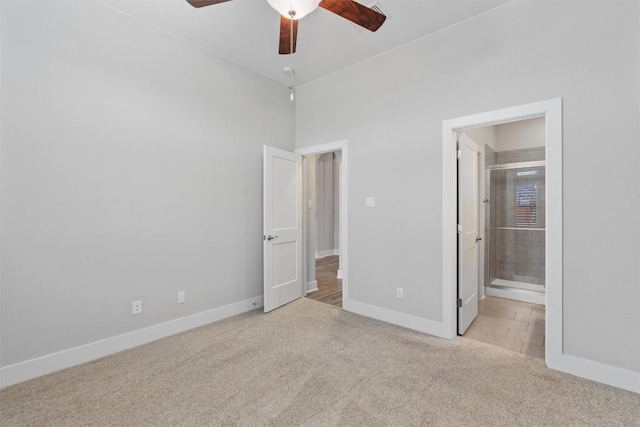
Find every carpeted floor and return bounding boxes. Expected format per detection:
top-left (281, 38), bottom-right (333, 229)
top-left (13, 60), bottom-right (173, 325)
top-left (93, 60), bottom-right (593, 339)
top-left (1, 298), bottom-right (638, 426)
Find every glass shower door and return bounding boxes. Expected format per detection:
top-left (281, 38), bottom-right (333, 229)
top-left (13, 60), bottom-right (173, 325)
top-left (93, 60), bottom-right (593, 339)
top-left (486, 163), bottom-right (545, 296)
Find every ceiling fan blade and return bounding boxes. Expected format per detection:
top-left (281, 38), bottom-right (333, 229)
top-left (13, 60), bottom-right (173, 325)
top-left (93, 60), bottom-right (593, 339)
top-left (319, 0), bottom-right (386, 32)
top-left (279, 16), bottom-right (298, 55)
top-left (186, 0), bottom-right (232, 8)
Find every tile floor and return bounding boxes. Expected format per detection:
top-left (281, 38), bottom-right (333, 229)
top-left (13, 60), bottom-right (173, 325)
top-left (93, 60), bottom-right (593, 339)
top-left (463, 296), bottom-right (545, 359)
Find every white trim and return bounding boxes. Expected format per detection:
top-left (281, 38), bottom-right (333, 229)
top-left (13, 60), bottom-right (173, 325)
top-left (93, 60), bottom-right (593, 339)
top-left (542, 99), bottom-right (563, 370)
top-left (336, 269), bottom-right (343, 279)
top-left (296, 140), bottom-right (346, 157)
top-left (296, 140), bottom-right (348, 310)
top-left (476, 142), bottom-right (486, 300)
top-left (306, 280), bottom-right (318, 293)
top-left (315, 249), bottom-right (338, 259)
top-left (554, 355), bottom-right (640, 394)
top-left (343, 300), bottom-right (448, 338)
top-left (0, 296), bottom-right (263, 388)
top-left (486, 286), bottom-right (545, 305)
top-left (490, 278), bottom-right (545, 293)
top-left (442, 99), bottom-right (563, 358)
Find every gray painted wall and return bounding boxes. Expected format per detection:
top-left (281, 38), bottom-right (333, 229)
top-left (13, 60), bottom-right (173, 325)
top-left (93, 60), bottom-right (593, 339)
top-left (0, 0), bottom-right (294, 366)
top-left (468, 117), bottom-right (546, 153)
top-left (315, 152), bottom-right (339, 256)
top-left (295, 1), bottom-right (640, 372)
top-left (495, 117), bottom-right (545, 152)
top-left (304, 155), bottom-right (317, 286)
top-left (464, 126), bottom-right (497, 152)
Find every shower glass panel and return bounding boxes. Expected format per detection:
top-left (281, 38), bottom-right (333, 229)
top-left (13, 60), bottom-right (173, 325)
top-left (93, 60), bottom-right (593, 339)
top-left (486, 162), bottom-right (545, 297)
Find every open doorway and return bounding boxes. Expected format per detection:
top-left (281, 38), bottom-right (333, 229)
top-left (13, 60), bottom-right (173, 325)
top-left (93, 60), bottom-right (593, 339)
top-left (442, 98), bottom-right (562, 369)
top-left (458, 117), bottom-right (547, 359)
top-left (295, 140), bottom-right (349, 311)
top-left (305, 152), bottom-right (342, 307)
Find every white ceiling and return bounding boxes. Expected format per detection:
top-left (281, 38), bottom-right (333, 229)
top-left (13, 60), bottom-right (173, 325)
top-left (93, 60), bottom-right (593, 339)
top-left (98, 0), bottom-right (510, 86)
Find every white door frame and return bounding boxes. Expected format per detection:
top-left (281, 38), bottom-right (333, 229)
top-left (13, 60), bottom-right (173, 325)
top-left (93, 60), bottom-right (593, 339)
top-left (476, 143), bottom-right (486, 300)
top-left (296, 140), bottom-right (349, 308)
top-left (442, 98), bottom-right (563, 368)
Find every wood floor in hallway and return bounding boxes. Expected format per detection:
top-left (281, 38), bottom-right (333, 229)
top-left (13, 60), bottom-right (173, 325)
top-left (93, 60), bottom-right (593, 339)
top-left (305, 255), bottom-right (342, 307)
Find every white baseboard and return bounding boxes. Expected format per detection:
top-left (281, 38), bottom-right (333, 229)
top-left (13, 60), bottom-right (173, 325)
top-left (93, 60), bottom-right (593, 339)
top-left (486, 286), bottom-right (545, 305)
top-left (547, 354), bottom-right (640, 394)
top-left (336, 269), bottom-right (343, 279)
top-left (491, 278), bottom-right (545, 293)
top-left (316, 249), bottom-right (339, 259)
top-left (306, 280), bottom-right (318, 293)
top-left (343, 298), bottom-right (639, 394)
top-left (5, 295), bottom-right (636, 395)
top-left (343, 298), bottom-right (448, 339)
top-left (0, 296), bottom-right (264, 388)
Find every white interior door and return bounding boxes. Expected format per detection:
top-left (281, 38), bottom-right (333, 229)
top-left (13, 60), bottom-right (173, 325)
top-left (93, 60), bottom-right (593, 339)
top-left (263, 146), bottom-right (303, 312)
top-left (457, 133), bottom-right (480, 334)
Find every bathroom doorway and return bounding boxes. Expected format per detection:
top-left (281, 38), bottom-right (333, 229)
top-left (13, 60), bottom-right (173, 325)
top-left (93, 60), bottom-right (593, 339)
top-left (443, 98), bottom-right (562, 366)
top-left (459, 116), bottom-right (547, 358)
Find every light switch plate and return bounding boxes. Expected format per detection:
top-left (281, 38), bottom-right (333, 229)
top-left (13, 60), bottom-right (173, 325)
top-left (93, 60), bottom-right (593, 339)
top-left (365, 197), bottom-right (375, 208)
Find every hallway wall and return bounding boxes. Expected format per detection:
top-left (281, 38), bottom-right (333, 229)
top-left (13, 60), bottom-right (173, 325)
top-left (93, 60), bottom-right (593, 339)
top-left (315, 152), bottom-right (340, 257)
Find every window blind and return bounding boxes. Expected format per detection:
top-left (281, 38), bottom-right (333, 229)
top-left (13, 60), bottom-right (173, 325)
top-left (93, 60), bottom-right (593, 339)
top-left (516, 184), bottom-right (537, 226)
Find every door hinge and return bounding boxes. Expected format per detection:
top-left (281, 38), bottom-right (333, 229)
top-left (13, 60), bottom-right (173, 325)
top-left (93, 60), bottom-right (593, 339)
top-left (457, 298), bottom-right (462, 308)
top-left (456, 149), bottom-right (463, 159)
top-left (457, 224), bottom-right (463, 233)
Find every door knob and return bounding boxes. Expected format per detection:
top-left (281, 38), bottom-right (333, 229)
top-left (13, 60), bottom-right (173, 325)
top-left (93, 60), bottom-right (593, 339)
top-left (476, 236), bottom-right (482, 242)
top-left (266, 235), bottom-right (278, 241)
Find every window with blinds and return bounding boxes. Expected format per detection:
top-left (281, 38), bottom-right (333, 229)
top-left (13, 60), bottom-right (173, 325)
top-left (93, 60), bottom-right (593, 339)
top-left (516, 183), bottom-right (537, 226)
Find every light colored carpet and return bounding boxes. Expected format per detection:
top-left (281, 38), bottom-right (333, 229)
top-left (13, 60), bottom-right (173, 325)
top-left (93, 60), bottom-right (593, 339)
top-left (1, 298), bottom-right (638, 426)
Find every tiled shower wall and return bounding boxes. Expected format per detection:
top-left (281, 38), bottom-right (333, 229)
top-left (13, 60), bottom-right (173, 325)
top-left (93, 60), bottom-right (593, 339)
top-left (496, 147), bottom-right (545, 164)
top-left (487, 147), bottom-right (546, 286)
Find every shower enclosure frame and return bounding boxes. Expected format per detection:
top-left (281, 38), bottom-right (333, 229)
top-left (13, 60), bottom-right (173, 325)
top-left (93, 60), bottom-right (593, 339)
top-left (484, 160), bottom-right (546, 305)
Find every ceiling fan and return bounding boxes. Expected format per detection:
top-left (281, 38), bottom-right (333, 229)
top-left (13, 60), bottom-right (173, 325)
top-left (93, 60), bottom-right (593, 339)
top-left (186, 0), bottom-right (387, 54)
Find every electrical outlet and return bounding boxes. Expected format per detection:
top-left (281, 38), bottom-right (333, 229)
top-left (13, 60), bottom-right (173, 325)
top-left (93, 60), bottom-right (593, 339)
top-left (132, 300), bottom-right (142, 315)
top-left (178, 291), bottom-right (186, 304)
top-left (396, 287), bottom-right (403, 298)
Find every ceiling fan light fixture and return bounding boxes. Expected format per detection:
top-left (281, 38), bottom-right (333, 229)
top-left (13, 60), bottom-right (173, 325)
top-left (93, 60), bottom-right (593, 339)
top-left (267, 0), bottom-right (321, 19)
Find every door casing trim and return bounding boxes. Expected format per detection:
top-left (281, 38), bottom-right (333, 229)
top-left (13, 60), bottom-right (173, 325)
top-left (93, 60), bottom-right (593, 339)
top-left (442, 98), bottom-right (562, 371)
